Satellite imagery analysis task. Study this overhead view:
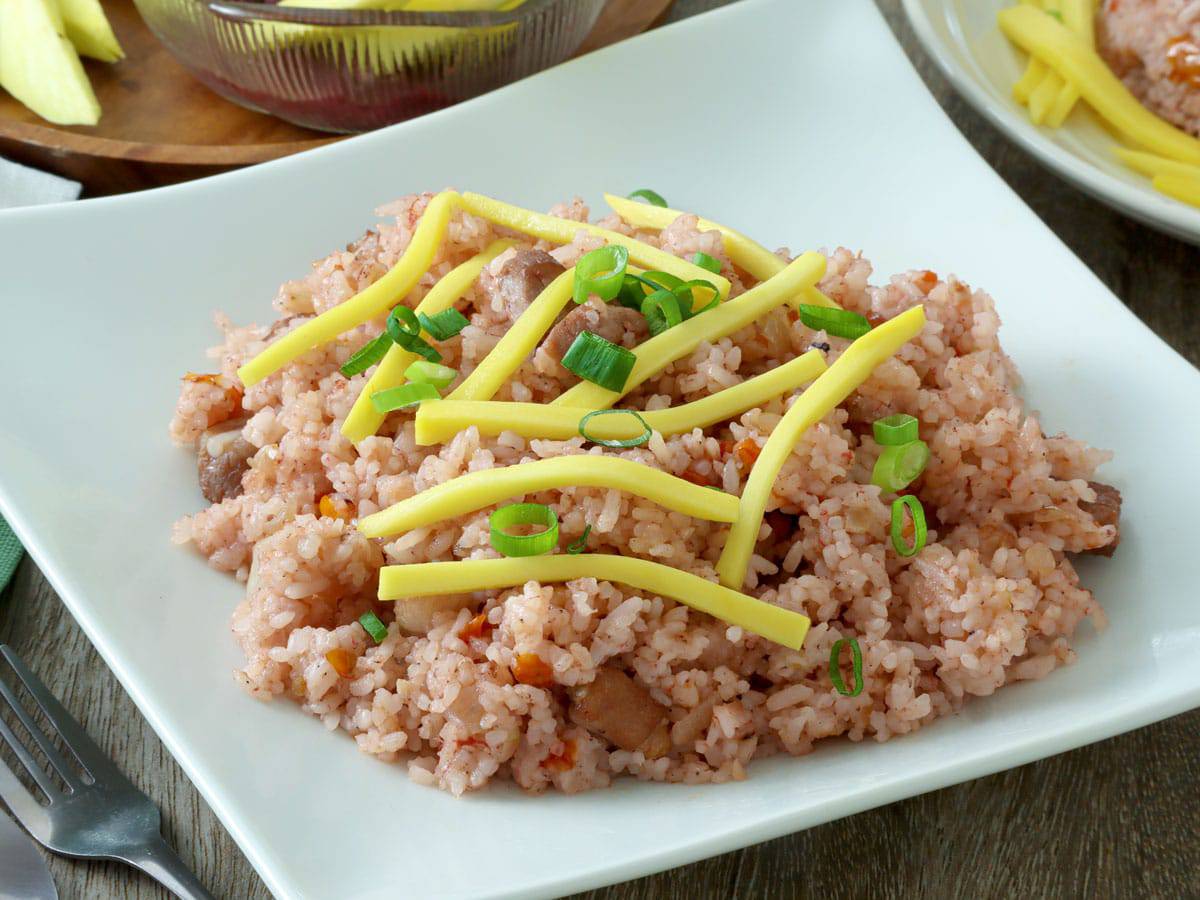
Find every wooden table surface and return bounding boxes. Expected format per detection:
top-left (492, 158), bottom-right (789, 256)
top-left (2, 1), bottom-right (1198, 897)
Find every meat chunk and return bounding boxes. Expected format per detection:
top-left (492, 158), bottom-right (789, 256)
top-left (492, 249), bottom-right (566, 319)
top-left (197, 424), bottom-right (254, 503)
top-left (1079, 481), bottom-right (1122, 557)
top-left (569, 667), bottom-right (670, 758)
top-left (539, 298), bottom-right (649, 366)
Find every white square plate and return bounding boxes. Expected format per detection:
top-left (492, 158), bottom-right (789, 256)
top-left (1, 1), bottom-right (1199, 897)
top-left (902, 0), bottom-right (1200, 244)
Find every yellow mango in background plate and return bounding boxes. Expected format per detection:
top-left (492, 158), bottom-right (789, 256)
top-left (0, 0), bottom-right (100, 125)
top-left (57, 0), bottom-right (124, 62)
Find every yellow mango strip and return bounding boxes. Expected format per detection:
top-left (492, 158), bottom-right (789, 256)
top-left (447, 267), bottom-right (575, 402)
top-left (1113, 147), bottom-right (1200, 181)
top-left (1152, 173), bottom-right (1200, 209)
top-left (413, 349), bottom-right (828, 445)
top-left (1013, 56), bottom-right (1048, 105)
top-left (359, 456), bottom-right (739, 538)
top-left (552, 251), bottom-right (827, 410)
top-left (340, 239), bottom-right (514, 442)
top-left (716, 306), bottom-right (927, 590)
top-left (458, 192), bottom-right (732, 299)
top-left (1013, 0), bottom-right (1083, 126)
top-left (602, 192), bottom-right (838, 309)
top-left (238, 191), bottom-right (460, 387)
top-left (998, 5), bottom-right (1200, 164)
top-left (379, 555), bottom-right (810, 650)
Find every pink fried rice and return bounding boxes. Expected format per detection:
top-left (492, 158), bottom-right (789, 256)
top-left (1097, 0), bottom-right (1200, 136)
top-left (170, 193), bottom-right (1119, 796)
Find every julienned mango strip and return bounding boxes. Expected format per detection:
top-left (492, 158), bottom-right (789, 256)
top-left (358, 456), bottom-right (739, 538)
top-left (458, 192), bottom-right (731, 299)
top-left (378, 555), bottom-right (810, 650)
top-left (1012, 0), bottom-right (1090, 127)
top-left (602, 192), bottom-right (838, 309)
top-left (1152, 173), bottom-right (1200, 209)
top-left (413, 349), bottom-right (828, 445)
top-left (1113, 147), bottom-right (1200, 180)
top-left (999, 5), bottom-right (1200, 164)
top-left (552, 251), bottom-right (827, 410)
top-left (340, 239), bottom-right (514, 442)
top-left (716, 305), bottom-right (927, 590)
top-left (238, 190), bottom-right (460, 387)
top-left (447, 267), bottom-right (574, 402)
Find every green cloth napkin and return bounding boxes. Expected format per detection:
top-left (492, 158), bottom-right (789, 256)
top-left (0, 513), bottom-right (22, 592)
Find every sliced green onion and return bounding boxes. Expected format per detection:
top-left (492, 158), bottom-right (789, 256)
top-left (797, 304), bottom-right (872, 341)
top-left (676, 279), bottom-right (721, 317)
top-left (404, 360), bottom-right (458, 389)
top-left (561, 331), bottom-right (636, 393)
top-left (616, 274), bottom-right (649, 310)
top-left (419, 308), bottom-right (469, 341)
top-left (340, 333), bottom-right (392, 377)
top-left (890, 495), bottom-right (928, 557)
top-left (641, 289), bottom-right (683, 336)
top-left (577, 409), bottom-right (652, 448)
top-left (829, 637), bottom-right (864, 697)
top-left (635, 270), bottom-right (684, 292)
top-left (1046, 8), bottom-right (1063, 21)
top-left (573, 245), bottom-right (630, 305)
top-left (692, 252), bottom-right (722, 274)
top-left (359, 611), bottom-right (388, 644)
top-left (873, 413), bottom-right (920, 446)
top-left (387, 306), bottom-right (441, 363)
top-left (627, 188), bottom-right (668, 207)
top-left (871, 440), bottom-right (930, 492)
top-left (566, 524), bottom-right (592, 554)
top-left (489, 503), bottom-right (559, 557)
top-left (370, 382), bottom-right (440, 413)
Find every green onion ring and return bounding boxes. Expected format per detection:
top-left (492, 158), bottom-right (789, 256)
top-left (404, 360), bottom-right (458, 389)
top-left (489, 503), bottom-right (559, 557)
top-left (561, 331), bottom-right (636, 393)
top-left (340, 333), bottom-right (393, 377)
top-left (829, 637), bottom-right (864, 696)
top-left (873, 413), bottom-right (920, 446)
top-left (797, 304), bottom-right (873, 341)
top-left (418, 308), bottom-right (469, 341)
top-left (387, 306), bottom-right (442, 362)
top-left (890, 495), bottom-right (928, 557)
top-left (692, 252), bottom-right (722, 274)
top-left (359, 611), bottom-right (388, 644)
top-left (627, 188), bottom-right (668, 207)
top-left (676, 279), bottom-right (721, 317)
top-left (578, 409), bottom-right (653, 448)
top-left (370, 382), bottom-right (440, 413)
top-left (641, 289), bottom-right (683, 336)
top-left (574, 245), bottom-right (630, 305)
top-left (566, 524), bottom-right (592, 554)
top-left (871, 440), bottom-right (931, 492)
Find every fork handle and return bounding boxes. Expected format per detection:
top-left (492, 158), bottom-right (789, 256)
top-left (125, 834), bottom-right (216, 900)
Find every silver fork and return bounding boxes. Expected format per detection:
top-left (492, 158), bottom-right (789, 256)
top-left (0, 645), bottom-right (213, 900)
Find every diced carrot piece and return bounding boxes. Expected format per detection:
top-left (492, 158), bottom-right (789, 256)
top-left (916, 270), bottom-right (938, 292)
top-left (458, 612), bottom-right (493, 641)
top-left (542, 738), bottom-right (577, 772)
top-left (325, 648), bottom-right (356, 678)
top-left (733, 438), bottom-right (761, 468)
top-left (512, 653), bottom-right (554, 687)
top-left (318, 494), bottom-right (354, 521)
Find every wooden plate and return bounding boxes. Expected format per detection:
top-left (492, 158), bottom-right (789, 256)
top-left (0, 0), bottom-right (673, 195)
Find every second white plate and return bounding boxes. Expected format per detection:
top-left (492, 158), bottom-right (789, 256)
top-left (903, 0), bottom-right (1200, 245)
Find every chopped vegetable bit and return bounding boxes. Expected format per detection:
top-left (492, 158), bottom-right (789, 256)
top-left (577, 409), bottom-right (652, 449)
top-left (561, 331), bottom-right (636, 393)
top-left (325, 648), bottom-right (356, 678)
top-left (573, 245), bottom-right (629, 305)
top-left (370, 382), bottom-right (441, 414)
top-left (733, 438), bottom-right (761, 468)
top-left (489, 503), bottom-right (559, 557)
top-left (358, 611), bottom-right (388, 644)
top-left (797, 304), bottom-right (872, 340)
top-left (418, 307), bottom-right (469, 341)
top-left (891, 495), bottom-right (928, 557)
top-left (566, 525), bottom-right (592, 555)
top-left (318, 493), bottom-right (354, 521)
top-left (627, 188), bottom-right (668, 207)
top-left (458, 612), bottom-right (494, 642)
top-left (692, 251), bottom-right (722, 274)
top-left (541, 738), bottom-right (577, 771)
top-left (513, 653), bottom-right (555, 687)
top-left (872, 413), bottom-right (920, 447)
top-left (871, 440), bottom-right (930, 493)
top-left (829, 637), bottom-right (864, 697)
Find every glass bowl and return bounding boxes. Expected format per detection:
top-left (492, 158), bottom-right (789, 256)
top-left (131, 0), bottom-right (607, 133)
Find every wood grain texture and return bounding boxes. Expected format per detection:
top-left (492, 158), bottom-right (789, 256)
top-left (0, 0), bottom-right (672, 196)
top-left (1, 1), bottom-right (1198, 898)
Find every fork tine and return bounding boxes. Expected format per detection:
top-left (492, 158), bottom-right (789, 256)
top-left (0, 756), bottom-right (52, 840)
top-left (0, 714), bottom-right (61, 799)
top-left (0, 673), bottom-right (84, 789)
top-left (0, 646), bottom-right (122, 782)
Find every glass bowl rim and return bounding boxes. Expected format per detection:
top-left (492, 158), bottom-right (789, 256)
top-left (197, 0), bottom-right (582, 28)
